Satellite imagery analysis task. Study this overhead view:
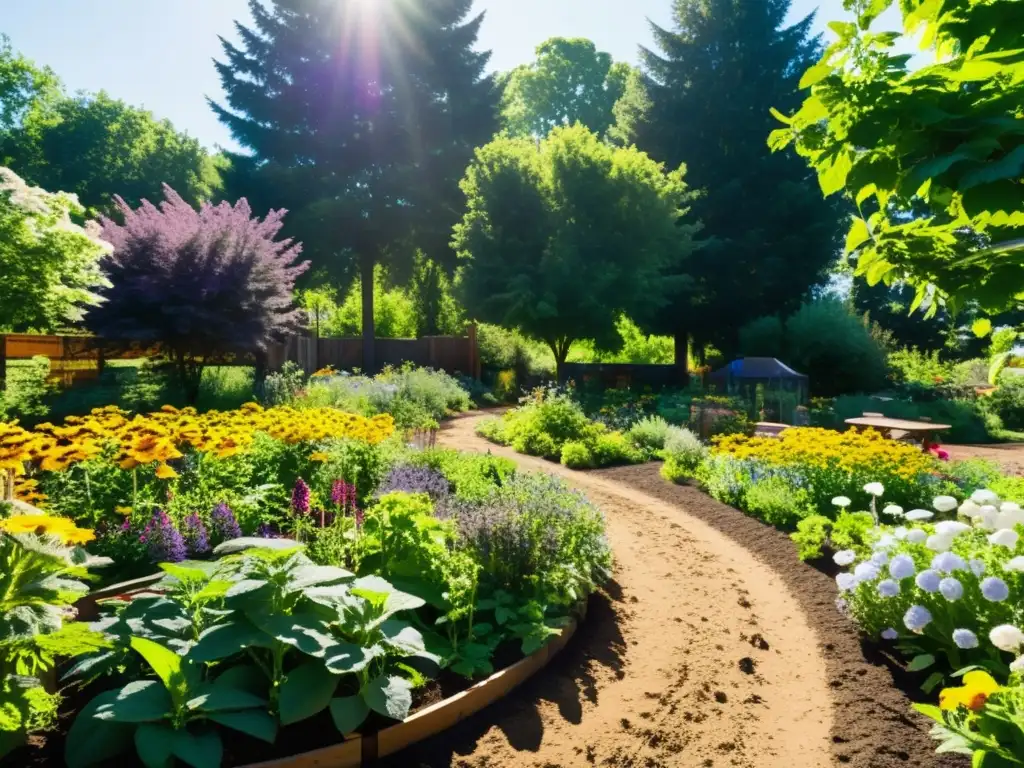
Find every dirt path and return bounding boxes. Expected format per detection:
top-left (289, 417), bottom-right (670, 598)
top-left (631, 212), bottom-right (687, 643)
top-left (387, 414), bottom-right (835, 767)
top-left (946, 442), bottom-right (1024, 476)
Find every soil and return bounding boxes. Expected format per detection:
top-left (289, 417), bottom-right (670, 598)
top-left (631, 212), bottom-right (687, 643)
top-left (380, 414), bottom-right (967, 768)
top-left (945, 442), bottom-right (1024, 476)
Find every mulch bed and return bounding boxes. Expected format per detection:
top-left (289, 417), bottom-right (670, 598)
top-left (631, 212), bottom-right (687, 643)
top-left (593, 461), bottom-right (967, 768)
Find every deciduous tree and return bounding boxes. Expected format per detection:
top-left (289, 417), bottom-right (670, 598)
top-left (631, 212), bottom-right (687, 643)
top-left (86, 187), bottom-right (308, 403)
top-left (454, 124), bottom-right (696, 378)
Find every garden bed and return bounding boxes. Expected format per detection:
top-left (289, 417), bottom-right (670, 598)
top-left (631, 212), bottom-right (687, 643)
top-left (594, 461), bottom-right (966, 768)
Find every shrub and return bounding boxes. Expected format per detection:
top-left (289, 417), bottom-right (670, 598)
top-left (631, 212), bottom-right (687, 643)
top-left (560, 440), bottom-right (595, 469)
top-left (0, 356), bottom-right (52, 422)
top-left (792, 515), bottom-right (831, 561)
top-left (742, 476), bottom-right (814, 529)
top-left (660, 426), bottom-right (707, 482)
top-left (988, 373), bottom-right (1024, 431)
top-left (87, 187), bottom-right (309, 403)
top-left (626, 415), bottom-right (672, 452)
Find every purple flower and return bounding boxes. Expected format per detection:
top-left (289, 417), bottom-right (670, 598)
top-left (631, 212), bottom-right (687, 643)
top-left (181, 513), bottom-right (210, 557)
top-left (291, 478), bottom-right (311, 516)
top-left (377, 465), bottom-right (449, 501)
top-left (140, 509), bottom-right (186, 563)
top-left (210, 502), bottom-right (242, 544)
top-left (257, 523), bottom-right (279, 539)
top-left (331, 479), bottom-right (355, 508)
top-left (354, 506), bottom-right (364, 530)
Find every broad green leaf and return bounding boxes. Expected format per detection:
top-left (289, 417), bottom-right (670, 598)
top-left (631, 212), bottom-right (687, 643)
top-left (304, 584), bottom-right (357, 609)
top-left (189, 621), bottom-right (268, 663)
top-left (818, 150), bottom-right (853, 196)
top-left (94, 680), bottom-right (172, 723)
top-left (187, 683), bottom-right (266, 713)
top-left (170, 727), bottom-right (223, 768)
top-left (255, 613), bottom-right (335, 658)
top-left (158, 563), bottom-right (209, 583)
top-left (363, 674), bottom-right (413, 721)
top-left (855, 184), bottom-right (877, 206)
top-left (214, 664), bottom-right (269, 697)
top-left (972, 318), bottom-right (992, 338)
top-left (799, 60), bottom-right (836, 89)
top-left (195, 580), bottom-right (232, 601)
top-left (225, 579), bottom-right (268, 598)
top-left (950, 59), bottom-right (1004, 81)
top-left (906, 654), bottom-right (936, 672)
top-left (845, 218), bottom-right (871, 254)
top-left (767, 128), bottom-right (793, 153)
top-left (150, 617), bottom-right (193, 635)
top-left (921, 672), bottom-right (945, 694)
top-left (495, 606), bottom-right (515, 625)
top-left (323, 642), bottom-right (372, 674)
top-left (278, 661), bottom-right (339, 725)
top-left (130, 636), bottom-right (196, 704)
top-left (828, 21), bottom-right (856, 40)
top-left (65, 690), bottom-right (133, 768)
top-left (207, 709), bottom-right (278, 743)
top-left (380, 620), bottom-right (427, 655)
top-left (911, 703), bottom-right (943, 720)
top-left (330, 695), bottom-right (370, 735)
top-left (960, 145), bottom-right (1024, 190)
top-left (213, 537), bottom-right (300, 555)
top-left (134, 723), bottom-right (175, 768)
top-left (288, 564), bottom-right (354, 590)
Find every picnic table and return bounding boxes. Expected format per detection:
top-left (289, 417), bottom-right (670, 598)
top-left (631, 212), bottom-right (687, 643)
top-left (844, 415), bottom-right (951, 449)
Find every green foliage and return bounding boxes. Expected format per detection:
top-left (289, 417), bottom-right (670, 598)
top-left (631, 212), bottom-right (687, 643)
top-left (0, 166), bottom-right (112, 333)
top-left (626, 415), bottom-right (672, 453)
top-left (499, 37), bottom-right (636, 140)
top-left (660, 426), bottom-right (707, 483)
top-left (259, 362), bottom-right (306, 407)
top-left (914, 682), bottom-right (1024, 767)
top-left (888, 348), bottom-right (957, 389)
top-left (326, 266), bottom-right (418, 339)
top-left (742, 475), bottom-right (814, 529)
top-left (791, 515), bottom-right (832, 561)
top-left (455, 124), bottom-right (696, 373)
top-left (0, 35), bottom-right (61, 134)
top-left (773, 0), bottom-right (1024, 316)
top-left (828, 394), bottom-right (996, 444)
top-left (408, 255), bottom-right (464, 337)
top-left (591, 432), bottom-right (645, 467)
top-left (0, 356), bottom-right (52, 423)
top-left (632, 0), bottom-right (844, 355)
top-left (989, 374), bottom-right (1024, 431)
top-left (559, 441), bottom-right (594, 470)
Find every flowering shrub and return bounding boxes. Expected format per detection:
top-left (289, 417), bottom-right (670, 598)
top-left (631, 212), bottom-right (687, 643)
top-left (660, 426), bottom-right (707, 482)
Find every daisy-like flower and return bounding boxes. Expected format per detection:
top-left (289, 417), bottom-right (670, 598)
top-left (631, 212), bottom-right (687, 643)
top-left (989, 529), bottom-right (1019, 549)
top-left (906, 509), bottom-right (934, 522)
top-left (863, 482), bottom-right (884, 497)
top-left (903, 605), bottom-right (933, 633)
top-left (1004, 556), bottom-right (1024, 573)
top-left (883, 505), bottom-right (905, 519)
top-left (926, 534), bottom-right (953, 553)
top-left (952, 629), bottom-right (979, 650)
top-left (934, 521), bottom-right (970, 537)
top-left (981, 577), bottom-right (1010, 602)
top-left (990, 625), bottom-right (1024, 653)
top-left (971, 489), bottom-right (999, 505)
top-left (832, 496), bottom-right (852, 508)
top-left (833, 550), bottom-right (856, 567)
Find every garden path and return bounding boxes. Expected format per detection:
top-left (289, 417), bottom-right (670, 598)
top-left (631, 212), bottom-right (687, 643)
top-left (390, 413), bottom-right (835, 767)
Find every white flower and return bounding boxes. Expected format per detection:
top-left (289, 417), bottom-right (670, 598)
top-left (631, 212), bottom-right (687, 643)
top-left (990, 624), bottom-right (1024, 653)
top-left (833, 550), bottom-right (857, 567)
top-left (832, 496), bottom-right (852, 508)
top-left (989, 529), bottom-right (1020, 549)
top-left (978, 506), bottom-right (1000, 530)
top-left (864, 482), bottom-right (885, 497)
top-left (959, 499), bottom-right (981, 518)
top-left (870, 551), bottom-right (889, 567)
top-left (933, 495), bottom-right (958, 513)
top-left (982, 577), bottom-right (1010, 602)
top-left (877, 579), bottom-right (900, 598)
top-left (996, 508), bottom-right (1024, 531)
top-left (935, 521), bottom-right (971, 538)
top-left (893, 526), bottom-right (909, 540)
top-left (906, 509), bottom-right (934, 521)
top-left (926, 534), bottom-right (953, 552)
top-left (883, 504), bottom-right (905, 519)
top-left (1011, 656), bottom-right (1024, 674)
top-left (836, 573), bottom-right (858, 592)
top-left (916, 570), bottom-right (941, 593)
top-left (854, 562), bottom-right (881, 582)
top-left (1004, 556), bottom-right (1024, 573)
top-left (931, 552), bottom-right (967, 573)
top-left (1000, 501), bottom-right (1022, 514)
top-left (903, 605), bottom-right (933, 633)
top-left (875, 534), bottom-right (897, 551)
top-left (881, 628), bottom-right (898, 640)
top-left (970, 559), bottom-right (986, 578)
top-left (971, 489), bottom-right (999, 505)
top-left (905, 528), bottom-right (928, 544)
top-left (953, 629), bottom-right (979, 649)
top-left (939, 577), bottom-right (963, 601)
top-left (889, 554), bottom-right (916, 580)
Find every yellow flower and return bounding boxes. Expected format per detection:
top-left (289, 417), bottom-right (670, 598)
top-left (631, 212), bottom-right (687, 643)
top-left (115, 506), bottom-right (133, 515)
top-left (155, 463), bottom-right (178, 480)
top-left (939, 671), bottom-right (1000, 712)
top-left (0, 514), bottom-right (95, 545)
top-left (309, 452), bottom-right (330, 462)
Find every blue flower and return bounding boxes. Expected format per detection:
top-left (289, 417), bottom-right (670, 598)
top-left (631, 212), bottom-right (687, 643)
top-left (939, 577), bottom-right (963, 601)
top-left (903, 605), bottom-right (932, 633)
top-left (877, 579), bottom-right (900, 598)
top-left (915, 569), bottom-right (941, 593)
top-left (952, 629), bottom-right (979, 649)
top-left (981, 577), bottom-right (1010, 602)
top-left (889, 554), bottom-right (916, 580)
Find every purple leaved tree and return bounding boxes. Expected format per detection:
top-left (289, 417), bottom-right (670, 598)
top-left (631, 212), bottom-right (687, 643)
top-left (87, 186), bottom-right (309, 403)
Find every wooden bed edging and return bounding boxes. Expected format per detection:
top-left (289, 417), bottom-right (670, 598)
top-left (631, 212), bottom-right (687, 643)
top-left (244, 604), bottom-right (585, 768)
top-left (75, 578), bottom-right (586, 767)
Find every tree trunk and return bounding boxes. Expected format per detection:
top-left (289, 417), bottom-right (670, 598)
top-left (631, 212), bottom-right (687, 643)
top-left (361, 254), bottom-right (375, 374)
top-left (550, 338), bottom-right (573, 384)
top-left (674, 329), bottom-right (689, 386)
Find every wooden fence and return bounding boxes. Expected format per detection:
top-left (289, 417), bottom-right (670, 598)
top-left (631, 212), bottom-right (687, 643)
top-left (1, 328), bottom-right (480, 390)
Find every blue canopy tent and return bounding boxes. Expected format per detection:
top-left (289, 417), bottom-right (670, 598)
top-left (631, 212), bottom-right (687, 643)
top-left (709, 357), bottom-right (809, 423)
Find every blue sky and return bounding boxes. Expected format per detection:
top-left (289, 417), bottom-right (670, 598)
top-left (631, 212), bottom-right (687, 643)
top-left (1, 0), bottom-right (900, 151)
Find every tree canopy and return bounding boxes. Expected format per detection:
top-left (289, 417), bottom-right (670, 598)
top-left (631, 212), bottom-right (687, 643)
top-left (213, 0), bottom-right (498, 370)
top-left (498, 37), bottom-right (636, 140)
top-left (86, 187), bottom-right (308, 402)
top-left (0, 166), bottom-right (112, 332)
top-left (0, 35), bottom-right (60, 135)
top-left (630, 0), bottom-right (845, 357)
top-left (772, 0), bottom-right (1024, 321)
top-left (454, 124), bottom-right (696, 376)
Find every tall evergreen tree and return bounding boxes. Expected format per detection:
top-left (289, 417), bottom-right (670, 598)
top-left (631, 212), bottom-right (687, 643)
top-left (212, 0), bottom-right (497, 371)
top-left (628, 0), bottom-right (845, 368)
